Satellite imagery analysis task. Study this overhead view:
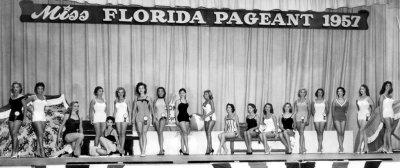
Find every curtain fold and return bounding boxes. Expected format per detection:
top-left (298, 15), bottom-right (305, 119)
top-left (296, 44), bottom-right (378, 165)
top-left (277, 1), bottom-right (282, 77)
top-left (1, 0), bottom-right (400, 149)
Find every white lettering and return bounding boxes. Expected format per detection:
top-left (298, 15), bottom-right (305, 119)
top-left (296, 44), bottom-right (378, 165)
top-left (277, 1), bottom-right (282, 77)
top-left (227, 12), bottom-right (243, 24)
top-left (150, 10), bottom-right (167, 23)
top-left (103, 8), bottom-right (117, 21)
top-left (189, 11), bottom-right (206, 24)
top-left (214, 12), bottom-right (228, 24)
top-left (133, 9), bottom-right (149, 22)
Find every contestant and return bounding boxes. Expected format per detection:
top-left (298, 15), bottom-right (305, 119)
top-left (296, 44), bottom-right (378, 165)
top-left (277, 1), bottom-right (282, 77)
top-left (175, 88), bottom-right (190, 155)
top-left (132, 82), bottom-right (153, 157)
top-left (96, 116), bottom-right (120, 155)
top-left (244, 103), bottom-right (259, 155)
top-left (293, 88), bottom-right (311, 154)
top-left (259, 103), bottom-right (279, 154)
top-left (89, 86), bottom-right (107, 147)
top-left (379, 81), bottom-right (394, 153)
top-left (57, 101), bottom-right (83, 157)
top-left (113, 87), bottom-right (132, 155)
top-left (332, 87), bottom-right (348, 153)
top-left (216, 103), bottom-right (240, 155)
top-left (202, 90), bottom-right (216, 155)
top-left (312, 88), bottom-right (328, 153)
top-left (356, 84), bottom-right (374, 154)
top-left (25, 82), bottom-right (48, 157)
top-left (8, 82), bottom-right (27, 158)
top-left (153, 87), bottom-right (168, 155)
top-left (278, 103), bottom-right (295, 154)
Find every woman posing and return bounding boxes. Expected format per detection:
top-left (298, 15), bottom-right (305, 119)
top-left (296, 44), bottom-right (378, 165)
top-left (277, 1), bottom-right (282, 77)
top-left (96, 116), bottom-right (120, 155)
top-left (175, 88), bottom-right (190, 155)
top-left (332, 87), bottom-right (349, 153)
top-left (57, 101), bottom-right (84, 157)
top-left (25, 82), bottom-right (48, 157)
top-left (312, 88), bottom-right (329, 153)
top-left (278, 103), bottom-right (295, 154)
top-left (113, 87), bottom-right (132, 155)
top-left (89, 86), bottom-right (107, 148)
top-left (293, 88), bottom-right (311, 154)
top-left (356, 84), bottom-right (374, 154)
top-left (202, 90), bottom-right (216, 155)
top-left (378, 81), bottom-right (394, 153)
top-left (132, 82), bottom-right (153, 157)
top-left (153, 87), bottom-right (168, 155)
top-left (259, 103), bottom-right (279, 154)
top-left (244, 103), bottom-right (259, 155)
top-left (8, 82), bottom-right (27, 158)
top-left (216, 104), bottom-right (240, 155)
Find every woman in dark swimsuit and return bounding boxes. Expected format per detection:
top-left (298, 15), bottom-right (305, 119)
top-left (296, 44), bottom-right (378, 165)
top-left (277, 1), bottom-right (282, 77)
top-left (8, 82), bottom-right (27, 158)
top-left (278, 102), bottom-right (295, 154)
top-left (57, 101), bottom-right (84, 157)
top-left (243, 103), bottom-right (259, 155)
top-left (96, 116), bottom-right (120, 155)
top-left (175, 88), bottom-right (190, 155)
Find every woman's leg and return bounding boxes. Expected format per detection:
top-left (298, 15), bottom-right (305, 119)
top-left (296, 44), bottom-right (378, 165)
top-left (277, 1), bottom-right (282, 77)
top-left (204, 121), bottom-right (210, 153)
top-left (136, 122), bottom-right (143, 153)
top-left (158, 118), bottom-right (166, 153)
top-left (296, 122), bottom-right (305, 153)
top-left (279, 132), bottom-right (289, 151)
top-left (32, 121), bottom-right (46, 157)
top-left (357, 120), bottom-right (368, 153)
top-left (283, 130), bottom-right (292, 153)
top-left (244, 130), bottom-right (250, 152)
top-left (11, 120), bottom-right (22, 156)
top-left (247, 130), bottom-right (258, 152)
top-left (65, 133), bottom-right (84, 156)
top-left (184, 122), bottom-right (190, 153)
top-left (142, 121), bottom-right (150, 155)
top-left (207, 120), bottom-right (216, 153)
top-left (384, 118), bottom-right (393, 152)
top-left (333, 120), bottom-right (341, 152)
top-left (93, 123), bottom-right (101, 147)
top-left (339, 121), bottom-right (346, 152)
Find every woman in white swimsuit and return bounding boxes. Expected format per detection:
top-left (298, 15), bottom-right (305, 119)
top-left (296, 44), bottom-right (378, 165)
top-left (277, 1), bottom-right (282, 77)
top-left (202, 90), bottom-right (216, 155)
top-left (312, 88), bottom-right (328, 153)
top-left (356, 84), bottom-right (374, 154)
top-left (113, 87), bottom-right (132, 155)
top-left (26, 82), bottom-right (48, 157)
top-left (89, 86), bottom-right (107, 147)
top-left (378, 81), bottom-right (394, 153)
top-left (153, 87), bottom-right (169, 155)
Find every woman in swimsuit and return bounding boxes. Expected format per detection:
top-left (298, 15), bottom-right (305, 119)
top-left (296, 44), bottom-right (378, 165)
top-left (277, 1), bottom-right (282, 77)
top-left (332, 87), bottom-right (349, 153)
top-left (96, 116), bottom-right (120, 155)
top-left (113, 87), bottom-right (132, 155)
top-left (8, 82), bottom-right (27, 158)
top-left (244, 103), bottom-right (259, 155)
top-left (378, 81), bottom-right (394, 153)
top-left (312, 88), bottom-right (329, 153)
top-left (175, 88), bottom-right (190, 155)
top-left (293, 88), bottom-right (311, 154)
top-left (132, 82), bottom-right (153, 157)
top-left (279, 103), bottom-right (295, 154)
top-left (25, 82), bottom-right (48, 157)
top-left (153, 87), bottom-right (168, 155)
top-left (216, 103), bottom-right (240, 155)
top-left (202, 90), bottom-right (216, 155)
top-left (356, 84), bottom-right (374, 154)
top-left (57, 101), bottom-right (84, 157)
top-left (89, 86), bottom-right (108, 147)
top-left (259, 103), bottom-right (279, 154)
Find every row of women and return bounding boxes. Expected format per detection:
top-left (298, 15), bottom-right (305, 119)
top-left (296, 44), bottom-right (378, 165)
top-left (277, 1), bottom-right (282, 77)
top-left (4, 81), bottom-right (398, 158)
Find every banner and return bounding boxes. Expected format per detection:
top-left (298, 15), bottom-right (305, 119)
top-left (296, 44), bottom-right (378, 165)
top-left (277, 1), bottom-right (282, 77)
top-left (19, 0), bottom-right (369, 30)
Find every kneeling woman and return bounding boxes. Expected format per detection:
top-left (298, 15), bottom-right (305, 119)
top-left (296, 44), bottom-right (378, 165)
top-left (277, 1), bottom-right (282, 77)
top-left (244, 103), bottom-right (260, 155)
top-left (96, 116), bottom-right (120, 155)
top-left (259, 103), bottom-right (279, 154)
top-left (57, 101), bottom-right (84, 157)
top-left (278, 103), bottom-right (295, 154)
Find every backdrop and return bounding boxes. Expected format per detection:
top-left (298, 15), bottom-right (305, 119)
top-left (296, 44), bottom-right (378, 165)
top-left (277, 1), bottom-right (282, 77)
top-left (1, 0), bottom-right (400, 149)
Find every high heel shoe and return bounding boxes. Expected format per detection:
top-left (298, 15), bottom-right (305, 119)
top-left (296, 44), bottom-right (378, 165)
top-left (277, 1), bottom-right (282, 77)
top-left (179, 149), bottom-right (183, 155)
top-left (157, 149), bottom-right (165, 156)
top-left (246, 151), bottom-right (253, 155)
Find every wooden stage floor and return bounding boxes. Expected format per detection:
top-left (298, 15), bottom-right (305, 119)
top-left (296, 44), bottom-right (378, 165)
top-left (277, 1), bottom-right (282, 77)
top-left (0, 153), bottom-right (399, 166)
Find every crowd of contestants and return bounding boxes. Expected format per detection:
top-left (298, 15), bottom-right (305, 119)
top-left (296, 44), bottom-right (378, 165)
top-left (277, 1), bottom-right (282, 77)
top-left (3, 81), bottom-right (398, 158)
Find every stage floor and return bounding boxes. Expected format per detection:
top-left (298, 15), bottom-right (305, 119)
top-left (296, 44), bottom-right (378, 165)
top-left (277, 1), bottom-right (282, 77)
top-left (0, 153), bottom-right (399, 166)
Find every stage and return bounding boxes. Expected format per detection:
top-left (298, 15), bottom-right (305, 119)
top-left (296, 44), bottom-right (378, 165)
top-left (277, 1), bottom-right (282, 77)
top-left (0, 153), bottom-right (399, 166)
